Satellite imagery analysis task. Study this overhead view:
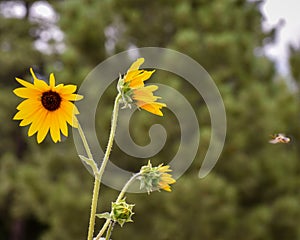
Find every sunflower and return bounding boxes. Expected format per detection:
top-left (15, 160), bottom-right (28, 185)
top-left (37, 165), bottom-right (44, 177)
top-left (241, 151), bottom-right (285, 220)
top-left (117, 58), bottom-right (166, 116)
top-left (139, 161), bottom-right (176, 193)
top-left (13, 68), bottom-right (83, 143)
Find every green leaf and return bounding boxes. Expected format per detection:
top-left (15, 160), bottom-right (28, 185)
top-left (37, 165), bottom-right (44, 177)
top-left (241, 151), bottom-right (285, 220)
top-left (96, 212), bottom-right (111, 220)
top-left (78, 155), bottom-right (99, 175)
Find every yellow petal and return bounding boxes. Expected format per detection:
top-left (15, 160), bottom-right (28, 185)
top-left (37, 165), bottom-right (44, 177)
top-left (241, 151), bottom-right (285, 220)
top-left (142, 85), bottom-right (158, 92)
top-left (159, 165), bottom-right (172, 172)
top-left (54, 84), bottom-right (64, 92)
top-left (127, 58), bottom-right (144, 73)
top-left (29, 68), bottom-right (49, 91)
top-left (134, 95), bottom-right (159, 103)
top-left (61, 93), bottom-right (84, 101)
top-left (28, 109), bottom-right (47, 137)
top-left (57, 109), bottom-right (68, 137)
top-left (30, 68), bottom-right (38, 80)
top-left (138, 102), bottom-right (166, 116)
top-left (133, 91), bottom-right (160, 103)
top-left (49, 112), bottom-right (61, 143)
top-left (34, 78), bottom-right (50, 91)
top-left (158, 183), bottom-right (172, 192)
top-left (161, 176), bottom-right (176, 184)
top-left (57, 84), bottom-right (77, 94)
top-left (128, 78), bottom-right (144, 88)
top-left (16, 98), bottom-right (41, 111)
top-left (13, 110), bottom-right (28, 120)
top-left (124, 69), bottom-right (140, 83)
top-left (129, 70), bottom-right (155, 88)
top-left (71, 116), bottom-right (79, 128)
top-left (145, 103), bottom-right (163, 116)
top-left (59, 101), bottom-right (79, 127)
top-left (13, 88), bottom-right (41, 99)
top-left (61, 100), bottom-right (80, 115)
top-left (74, 94), bottom-right (84, 101)
top-left (133, 85), bottom-right (158, 96)
top-left (37, 113), bottom-right (50, 143)
top-left (49, 73), bottom-right (56, 88)
top-left (13, 104), bottom-right (42, 120)
top-left (16, 104), bottom-right (43, 126)
top-left (15, 77), bottom-right (35, 89)
top-left (19, 117), bottom-right (34, 127)
top-left (140, 104), bottom-right (162, 116)
top-left (162, 186), bottom-right (171, 192)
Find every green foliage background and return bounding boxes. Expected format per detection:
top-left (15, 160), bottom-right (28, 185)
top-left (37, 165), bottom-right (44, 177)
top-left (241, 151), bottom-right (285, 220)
top-left (1, 0), bottom-right (300, 239)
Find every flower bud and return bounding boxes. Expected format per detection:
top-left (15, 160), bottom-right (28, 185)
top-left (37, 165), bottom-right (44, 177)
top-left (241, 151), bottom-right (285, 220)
top-left (139, 161), bottom-right (176, 194)
top-left (111, 198), bottom-right (135, 227)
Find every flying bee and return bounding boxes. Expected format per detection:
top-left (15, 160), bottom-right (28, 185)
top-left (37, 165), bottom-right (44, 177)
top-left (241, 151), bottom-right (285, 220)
top-left (269, 133), bottom-right (290, 144)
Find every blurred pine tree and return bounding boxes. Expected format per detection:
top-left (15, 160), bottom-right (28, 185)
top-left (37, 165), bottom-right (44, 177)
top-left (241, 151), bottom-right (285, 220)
top-left (289, 44), bottom-right (300, 84)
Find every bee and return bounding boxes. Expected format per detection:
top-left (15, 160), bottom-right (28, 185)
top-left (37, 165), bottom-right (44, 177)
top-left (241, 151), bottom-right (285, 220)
top-left (269, 133), bottom-right (290, 144)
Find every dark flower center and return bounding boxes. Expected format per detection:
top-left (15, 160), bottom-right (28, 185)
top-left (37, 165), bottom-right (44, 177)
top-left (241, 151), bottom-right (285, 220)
top-left (41, 91), bottom-right (61, 111)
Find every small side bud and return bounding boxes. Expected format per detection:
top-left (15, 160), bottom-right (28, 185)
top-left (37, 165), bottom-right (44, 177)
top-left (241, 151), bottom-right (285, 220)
top-left (111, 198), bottom-right (135, 227)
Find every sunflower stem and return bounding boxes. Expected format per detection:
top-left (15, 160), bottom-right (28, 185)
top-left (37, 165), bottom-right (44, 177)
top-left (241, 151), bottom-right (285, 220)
top-left (86, 93), bottom-right (121, 240)
top-left (95, 219), bottom-right (110, 240)
top-left (87, 177), bottom-right (101, 240)
top-left (116, 173), bottom-right (140, 202)
top-left (97, 93), bottom-right (121, 181)
top-left (105, 221), bottom-right (115, 240)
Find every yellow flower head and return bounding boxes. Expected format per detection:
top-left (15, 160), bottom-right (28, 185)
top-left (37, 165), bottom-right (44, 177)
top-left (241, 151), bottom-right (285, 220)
top-left (117, 58), bottom-right (166, 116)
top-left (13, 68), bottom-right (83, 143)
top-left (139, 161), bottom-right (176, 193)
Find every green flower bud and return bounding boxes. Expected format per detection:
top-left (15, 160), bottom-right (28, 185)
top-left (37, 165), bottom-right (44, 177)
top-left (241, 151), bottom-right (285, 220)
top-left (111, 198), bottom-right (135, 227)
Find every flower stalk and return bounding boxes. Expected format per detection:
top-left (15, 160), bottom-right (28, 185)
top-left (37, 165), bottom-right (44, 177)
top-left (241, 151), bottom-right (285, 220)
top-left (97, 93), bottom-right (121, 181)
top-left (83, 93), bottom-right (121, 240)
top-left (116, 173), bottom-right (141, 202)
top-left (95, 220), bottom-right (110, 240)
top-left (87, 177), bottom-right (101, 240)
top-left (105, 221), bottom-right (115, 240)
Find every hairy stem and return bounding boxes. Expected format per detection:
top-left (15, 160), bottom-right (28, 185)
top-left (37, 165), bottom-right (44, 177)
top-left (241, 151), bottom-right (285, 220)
top-left (85, 93), bottom-right (121, 240)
